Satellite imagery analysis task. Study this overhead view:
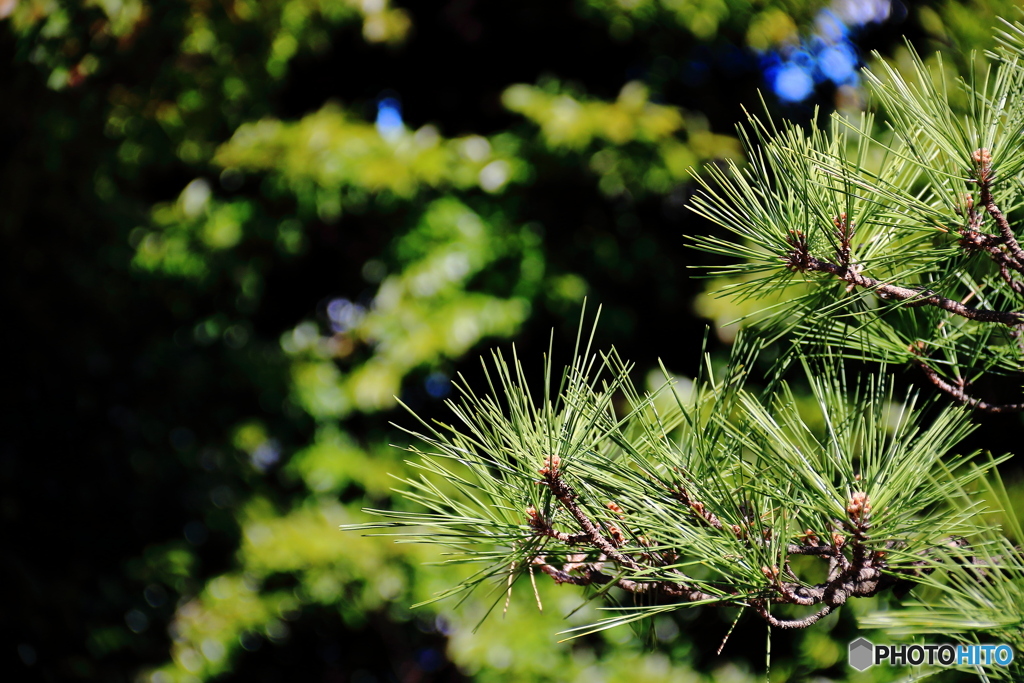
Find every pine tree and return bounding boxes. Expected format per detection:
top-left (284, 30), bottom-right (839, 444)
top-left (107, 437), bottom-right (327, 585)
top-left (347, 16), bottom-right (1024, 680)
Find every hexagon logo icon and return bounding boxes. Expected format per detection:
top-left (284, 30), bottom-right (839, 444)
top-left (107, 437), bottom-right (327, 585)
top-left (849, 637), bottom-right (874, 671)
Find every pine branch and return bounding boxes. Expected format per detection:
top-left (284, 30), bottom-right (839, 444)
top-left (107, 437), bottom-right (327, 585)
top-left (958, 206), bottom-right (1024, 285)
top-left (539, 459), bottom-right (641, 570)
top-left (527, 465), bottom-right (956, 628)
top-left (783, 234), bottom-right (1023, 325)
top-left (345, 337), bottom-right (1012, 645)
top-left (914, 359), bottom-right (1024, 412)
top-left (689, 52), bottom-right (1024, 415)
top-left (976, 147), bottom-right (1024, 265)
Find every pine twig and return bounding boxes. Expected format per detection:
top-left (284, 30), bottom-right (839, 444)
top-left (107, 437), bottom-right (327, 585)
top-left (959, 223), bottom-right (1024, 290)
top-left (752, 601), bottom-right (834, 630)
top-left (976, 148), bottom-right (1024, 265)
top-left (914, 360), bottom-right (1024, 413)
top-left (783, 235), bottom-right (1023, 326)
top-left (529, 476), bottom-right (919, 630)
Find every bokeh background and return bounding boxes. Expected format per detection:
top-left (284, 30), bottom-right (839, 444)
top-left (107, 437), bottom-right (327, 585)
top-left (5, 1), bottom-right (1024, 681)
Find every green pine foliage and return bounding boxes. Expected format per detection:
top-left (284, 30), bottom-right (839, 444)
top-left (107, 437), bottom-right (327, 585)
top-left (348, 315), bottom-right (1010, 648)
top-left (355, 13), bottom-right (1024, 682)
top-left (689, 18), bottom-right (1024, 413)
top-left (860, 465), bottom-right (1024, 681)
top-left (683, 12), bottom-right (1024, 679)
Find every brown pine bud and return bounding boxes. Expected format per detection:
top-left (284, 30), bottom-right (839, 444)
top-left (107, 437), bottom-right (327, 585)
top-left (538, 453), bottom-right (561, 477)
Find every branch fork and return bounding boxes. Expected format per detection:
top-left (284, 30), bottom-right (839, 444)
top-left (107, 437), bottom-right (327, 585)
top-left (781, 166), bottom-right (1024, 412)
top-left (527, 474), bottom-right (925, 631)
